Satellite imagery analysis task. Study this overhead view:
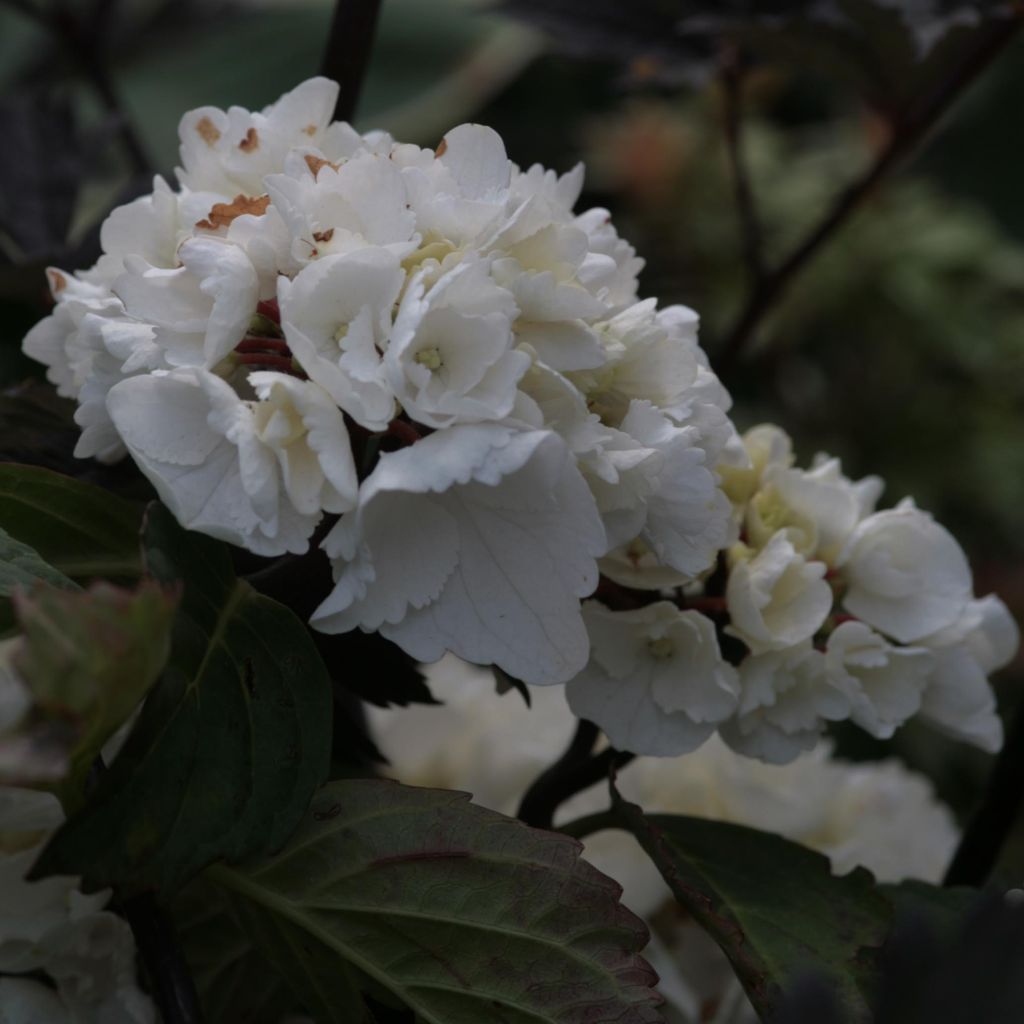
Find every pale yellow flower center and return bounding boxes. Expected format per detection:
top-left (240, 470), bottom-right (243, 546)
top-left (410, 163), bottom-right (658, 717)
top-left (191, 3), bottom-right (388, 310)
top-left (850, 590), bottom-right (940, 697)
top-left (415, 347), bottom-right (443, 371)
top-left (646, 636), bottom-right (675, 661)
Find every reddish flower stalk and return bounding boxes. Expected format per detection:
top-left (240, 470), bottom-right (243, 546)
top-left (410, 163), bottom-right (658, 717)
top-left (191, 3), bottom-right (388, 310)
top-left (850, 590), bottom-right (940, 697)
top-left (386, 418), bottom-right (422, 446)
top-left (256, 298), bottom-right (281, 323)
top-left (236, 336), bottom-right (291, 355)
top-left (237, 353), bottom-right (299, 373)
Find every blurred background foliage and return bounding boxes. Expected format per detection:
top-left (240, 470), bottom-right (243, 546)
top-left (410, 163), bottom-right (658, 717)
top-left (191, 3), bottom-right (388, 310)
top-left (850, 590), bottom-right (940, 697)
top-left (1, 0), bottom-right (1023, 820)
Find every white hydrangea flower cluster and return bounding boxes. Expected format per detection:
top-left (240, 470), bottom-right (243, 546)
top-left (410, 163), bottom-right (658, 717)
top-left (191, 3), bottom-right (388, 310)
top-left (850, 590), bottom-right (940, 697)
top-left (0, 787), bottom-right (155, 1024)
top-left (718, 425), bottom-right (1019, 762)
top-left (22, 78), bottom-right (1016, 754)
top-left (567, 422), bottom-right (1018, 763)
top-left (23, 76), bottom-right (741, 690)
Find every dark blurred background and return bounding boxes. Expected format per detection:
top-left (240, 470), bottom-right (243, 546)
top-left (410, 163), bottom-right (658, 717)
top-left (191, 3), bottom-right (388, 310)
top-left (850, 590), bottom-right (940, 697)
top-left (2, 0), bottom-right (1023, 826)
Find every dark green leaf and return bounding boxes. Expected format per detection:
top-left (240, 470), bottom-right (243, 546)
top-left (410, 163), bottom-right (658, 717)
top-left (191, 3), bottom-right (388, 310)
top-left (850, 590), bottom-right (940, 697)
top-left (0, 464), bottom-right (142, 581)
top-left (612, 793), bottom-right (891, 1021)
top-left (31, 504), bottom-right (332, 894)
top-left (770, 890), bottom-right (1024, 1023)
top-left (0, 527), bottom-right (77, 597)
top-left (0, 385), bottom-right (81, 473)
top-left (0, 525), bottom-right (77, 635)
top-left (176, 878), bottom-right (296, 1023)
top-left (209, 779), bottom-right (664, 1024)
top-left (9, 580), bottom-right (176, 805)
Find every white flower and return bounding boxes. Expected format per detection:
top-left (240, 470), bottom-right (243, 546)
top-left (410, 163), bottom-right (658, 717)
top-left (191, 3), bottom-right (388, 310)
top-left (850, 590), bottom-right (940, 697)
top-left (915, 596), bottom-right (1019, 752)
top-left (402, 123), bottom-right (515, 245)
top-left (367, 654), bottom-right (577, 814)
top-left (176, 76), bottom-right (341, 197)
top-left (22, 273), bottom-right (121, 401)
top-left (565, 601), bottom-right (738, 756)
top-left (0, 788), bottom-right (154, 1023)
top-left (605, 402), bottom-right (732, 579)
top-left (311, 425), bottom-right (606, 685)
top-left (113, 236), bottom-right (259, 369)
top-left (266, 148), bottom-right (418, 268)
top-left (384, 258), bottom-right (529, 428)
top-left (84, 175), bottom-right (222, 287)
top-left (720, 643), bottom-right (850, 763)
top-left (598, 538), bottom-right (692, 591)
top-left (837, 499), bottom-right (973, 643)
top-left (278, 248), bottom-right (404, 429)
top-left (725, 534), bottom-right (833, 654)
top-left (824, 621), bottom-right (933, 739)
top-left (106, 367), bottom-right (356, 555)
top-left (572, 207), bottom-right (643, 309)
top-left (747, 457), bottom-right (881, 564)
top-left (720, 423), bottom-right (795, 505)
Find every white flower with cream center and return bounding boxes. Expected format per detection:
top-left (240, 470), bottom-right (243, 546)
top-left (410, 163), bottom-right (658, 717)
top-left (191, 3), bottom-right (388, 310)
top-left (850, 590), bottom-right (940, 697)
top-left (384, 258), bottom-right (529, 428)
top-left (278, 247), bottom-right (404, 430)
top-left (726, 534), bottom-right (833, 654)
top-left (824, 621), bottom-right (933, 739)
top-left (311, 425), bottom-right (606, 685)
top-left (107, 367), bottom-right (356, 555)
top-left (566, 601), bottom-right (738, 756)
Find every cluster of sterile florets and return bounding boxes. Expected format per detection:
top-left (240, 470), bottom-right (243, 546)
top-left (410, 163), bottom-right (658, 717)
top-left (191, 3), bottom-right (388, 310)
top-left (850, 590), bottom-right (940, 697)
top-left (568, 423), bottom-right (1018, 763)
top-left (22, 77), bottom-right (1017, 763)
top-left (23, 76), bottom-right (740, 689)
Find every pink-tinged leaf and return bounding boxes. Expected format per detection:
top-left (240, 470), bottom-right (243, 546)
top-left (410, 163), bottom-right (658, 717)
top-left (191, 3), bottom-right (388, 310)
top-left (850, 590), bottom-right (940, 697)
top-left (210, 779), bottom-right (665, 1024)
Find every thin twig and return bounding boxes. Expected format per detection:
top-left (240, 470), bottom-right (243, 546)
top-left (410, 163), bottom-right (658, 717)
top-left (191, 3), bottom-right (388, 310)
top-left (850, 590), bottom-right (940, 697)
top-left (719, 43), bottom-right (763, 286)
top-left (716, 13), bottom-right (1024, 372)
top-left (517, 721), bottom-right (635, 830)
top-left (944, 698), bottom-right (1024, 887)
top-left (321, 0), bottom-right (385, 123)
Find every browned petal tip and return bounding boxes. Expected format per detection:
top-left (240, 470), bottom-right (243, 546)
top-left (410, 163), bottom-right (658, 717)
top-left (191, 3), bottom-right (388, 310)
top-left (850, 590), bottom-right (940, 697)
top-left (196, 193), bottom-right (271, 230)
top-left (238, 126), bottom-right (260, 152)
top-left (196, 116), bottom-right (221, 146)
top-left (304, 153), bottom-right (339, 178)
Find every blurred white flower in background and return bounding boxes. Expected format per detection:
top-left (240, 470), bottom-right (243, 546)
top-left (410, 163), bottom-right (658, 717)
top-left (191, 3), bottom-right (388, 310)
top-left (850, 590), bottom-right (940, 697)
top-left (369, 655), bottom-right (959, 1023)
top-left (0, 788), bottom-right (154, 1024)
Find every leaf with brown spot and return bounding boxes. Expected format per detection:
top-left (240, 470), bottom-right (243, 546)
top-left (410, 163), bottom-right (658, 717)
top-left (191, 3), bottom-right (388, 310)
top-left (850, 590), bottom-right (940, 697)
top-left (195, 193), bottom-right (271, 230)
top-left (208, 779), bottom-right (665, 1024)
